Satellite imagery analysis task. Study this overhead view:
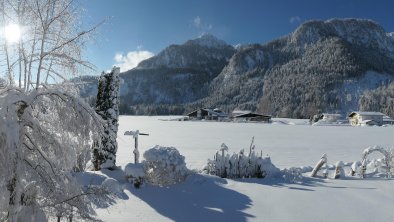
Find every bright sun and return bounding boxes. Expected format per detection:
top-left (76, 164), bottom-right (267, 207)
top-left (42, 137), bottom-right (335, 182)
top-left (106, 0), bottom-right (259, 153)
top-left (4, 24), bottom-right (21, 43)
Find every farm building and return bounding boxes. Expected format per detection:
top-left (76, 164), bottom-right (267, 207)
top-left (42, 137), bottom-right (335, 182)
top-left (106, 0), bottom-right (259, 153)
top-left (231, 110), bottom-right (251, 117)
top-left (322, 113), bottom-right (342, 122)
top-left (233, 112), bottom-right (271, 123)
top-left (186, 108), bottom-right (228, 120)
top-left (383, 116), bottom-right (394, 125)
top-left (311, 113), bottom-right (347, 125)
top-left (348, 111), bottom-right (385, 126)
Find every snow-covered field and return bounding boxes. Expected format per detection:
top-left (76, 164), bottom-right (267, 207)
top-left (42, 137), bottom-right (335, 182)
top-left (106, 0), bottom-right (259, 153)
top-left (95, 116), bottom-right (394, 222)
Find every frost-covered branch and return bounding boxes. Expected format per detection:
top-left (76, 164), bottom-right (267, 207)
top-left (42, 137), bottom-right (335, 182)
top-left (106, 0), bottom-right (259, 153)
top-left (0, 0), bottom-right (102, 90)
top-left (0, 87), bottom-right (107, 221)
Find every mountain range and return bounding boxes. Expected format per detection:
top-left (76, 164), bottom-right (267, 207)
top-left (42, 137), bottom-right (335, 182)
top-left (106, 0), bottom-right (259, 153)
top-left (76, 18), bottom-right (394, 118)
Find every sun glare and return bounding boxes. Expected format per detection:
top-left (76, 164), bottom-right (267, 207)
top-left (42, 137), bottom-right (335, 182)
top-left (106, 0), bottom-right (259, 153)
top-left (4, 24), bottom-right (21, 43)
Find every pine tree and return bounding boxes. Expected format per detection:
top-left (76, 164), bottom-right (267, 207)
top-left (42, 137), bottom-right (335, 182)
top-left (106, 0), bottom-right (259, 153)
top-left (93, 67), bottom-right (120, 170)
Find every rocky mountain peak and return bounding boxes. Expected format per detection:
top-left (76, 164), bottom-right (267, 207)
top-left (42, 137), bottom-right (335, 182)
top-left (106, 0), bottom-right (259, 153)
top-left (185, 33), bottom-right (229, 48)
top-left (137, 33), bottom-right (234, 70)
top-left (290, 18), bottom-right (393, 53)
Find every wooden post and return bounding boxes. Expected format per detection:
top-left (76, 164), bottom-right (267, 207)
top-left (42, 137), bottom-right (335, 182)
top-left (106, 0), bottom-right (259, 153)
top-left (124, 130), bottom-right (149, 164)
top-left (133, 130), bottom-right (139, 164)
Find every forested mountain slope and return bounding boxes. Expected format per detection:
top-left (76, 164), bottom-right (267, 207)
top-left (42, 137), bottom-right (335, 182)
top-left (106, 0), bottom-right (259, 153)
top-left (118, 34), bottom-right (236, 114)
top-left (203, 18), bottom-right (394, 117)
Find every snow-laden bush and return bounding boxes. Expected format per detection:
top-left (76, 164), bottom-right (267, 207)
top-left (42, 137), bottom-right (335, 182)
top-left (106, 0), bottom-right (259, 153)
top-left (124, 163), bottom-right (145, 188)
top-left (142, 146), bottom-right (189, 186)
top-left (204, 143), bottom-right (280, 179)
top-left (389, 148), bottom-right (394, 175)
top-left (281, 167), bottom-right (304, 183)
top-left (361, 146), bottom-right (392, 178)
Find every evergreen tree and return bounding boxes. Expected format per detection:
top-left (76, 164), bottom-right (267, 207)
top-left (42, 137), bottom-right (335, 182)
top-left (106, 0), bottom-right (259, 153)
top-left (92, 67), bottom-right (120, 170)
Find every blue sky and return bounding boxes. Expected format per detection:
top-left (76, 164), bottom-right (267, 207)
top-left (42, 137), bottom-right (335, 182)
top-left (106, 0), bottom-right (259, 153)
top-left (80, 0), bottom-right (394, 73)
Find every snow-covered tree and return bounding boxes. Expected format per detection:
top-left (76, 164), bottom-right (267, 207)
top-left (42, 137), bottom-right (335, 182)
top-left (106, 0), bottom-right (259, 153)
top-left (0, 1), bottom-right (109, 220)
top-left (0, 88), bottom-right (106, 221)
top-left (92, 67), bottom-right (120, 170)
top-left (0, 0), bottom-right (100, 90)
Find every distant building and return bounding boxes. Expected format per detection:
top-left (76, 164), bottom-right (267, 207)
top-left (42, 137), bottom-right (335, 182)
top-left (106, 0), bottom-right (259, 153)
top-left (311, 113), bottom-right (349, 125)
top-left (383, 115), bottom-right (394, 125)
top-left (348, 111), bottom-right (385, 126)
top-left (233, 112), bottom-right (271, 123)
top-left (321, 113), bottom-right (342, 122)
top-left (186, 108), bottom-right (228, 120)
top-left (231, 110), bottom-right (251, 118)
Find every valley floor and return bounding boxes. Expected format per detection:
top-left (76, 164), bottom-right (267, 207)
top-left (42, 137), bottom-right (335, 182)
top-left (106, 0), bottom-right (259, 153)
top-left (95, 116), bottom-right (394, 222)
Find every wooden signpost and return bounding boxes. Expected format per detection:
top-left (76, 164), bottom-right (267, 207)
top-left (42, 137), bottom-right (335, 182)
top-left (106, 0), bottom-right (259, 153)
top-left (124, 130), bottom-right (149, 164)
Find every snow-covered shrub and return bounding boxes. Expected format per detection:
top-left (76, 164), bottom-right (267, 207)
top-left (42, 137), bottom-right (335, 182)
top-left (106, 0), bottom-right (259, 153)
top-left (125, 163), bottom-right (145, 188)
top-left (204, 143), bottom-right (280, 179)
top-left (334, 161), bottom-right (345, 179)
top-left (389, 148), bottom-right (394, 174)
top-left (361, 146), bottom-right (392, 178)
top-left (281, 167), bottom-right (303, 183)
top-left (142, 146), bottom-right (189, 186)
top-left (350, 161), bottom-right (362, 176)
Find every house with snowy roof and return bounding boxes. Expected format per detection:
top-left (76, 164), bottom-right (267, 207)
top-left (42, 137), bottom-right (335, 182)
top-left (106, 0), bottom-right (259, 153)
top-left (232, 111), bottom-right (271, 123)
top-left (186, 108), bottom-right (228, 120)
top-left (348, 111), bottom-right (385, 126)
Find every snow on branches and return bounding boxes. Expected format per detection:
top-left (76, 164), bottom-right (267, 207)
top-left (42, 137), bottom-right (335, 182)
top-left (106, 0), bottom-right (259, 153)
top-left (93, 67), bottom-right (120, 170)
top-left (360, 146), bottom-right (392, 178)
top-left (0, 87), bottom-right (105, 221)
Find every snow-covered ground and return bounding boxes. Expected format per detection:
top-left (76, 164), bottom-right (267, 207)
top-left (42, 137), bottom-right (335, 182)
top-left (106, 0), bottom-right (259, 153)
top-left (95, 116), bottom-right (394, 222)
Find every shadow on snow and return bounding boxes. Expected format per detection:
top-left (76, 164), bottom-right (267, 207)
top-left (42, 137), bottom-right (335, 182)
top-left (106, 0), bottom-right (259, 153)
top-left (231, 175), bottom-right (325, 192)
top-left (125, 173), bottom-right (255, 222)
top-left (78, 169), bottom-right (390, 221)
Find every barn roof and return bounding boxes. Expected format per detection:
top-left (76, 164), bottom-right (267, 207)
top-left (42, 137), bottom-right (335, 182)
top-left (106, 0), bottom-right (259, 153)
top-left (186, 108), bottom-right (227, 117)
top-left (322, 113), bottom-right (342, 117)
top-left (234, 112), bottom-right (271, 118)
top-left (348, 111), bottom-right (385, 117)
top-left (204, 108), bottom-right (227, 117)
